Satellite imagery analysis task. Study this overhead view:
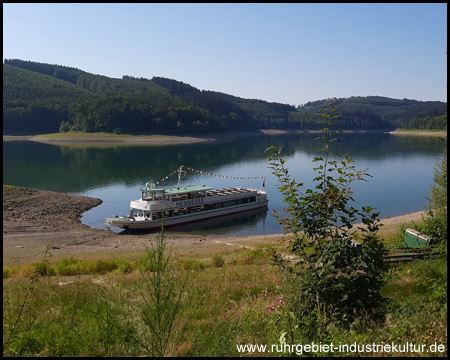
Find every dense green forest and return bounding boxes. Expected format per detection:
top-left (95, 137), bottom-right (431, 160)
top-left (3, 59), bottom-right (447, 135)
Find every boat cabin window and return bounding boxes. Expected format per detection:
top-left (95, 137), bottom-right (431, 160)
top-left (152, 211), bottom-right (163, 220)
top-left (142, 191), bottom-right (165, 201)
top-left (131, 209), bottom-right (144, 217)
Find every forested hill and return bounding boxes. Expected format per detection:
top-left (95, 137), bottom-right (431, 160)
top-left (3, 59), bottom-right (447, 135)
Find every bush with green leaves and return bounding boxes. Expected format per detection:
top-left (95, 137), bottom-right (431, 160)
top-left (267, 99), bottom-right (389, 338)
top-left (427, 136), bottom-right (447, 212)
top-left (425, 135), bottom-right (447, 251)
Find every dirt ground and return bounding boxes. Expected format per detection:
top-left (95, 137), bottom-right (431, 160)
top-left (3, 186), bottom-right (428, 266)
top-left (3, 186), bottom-right (260, 266)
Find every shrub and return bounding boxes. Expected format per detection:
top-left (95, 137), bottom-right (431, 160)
top-left (267, 99), bottom-right (389, 338)
top-left (3, 267), bottom-right (17, 279)
top-left (33, 261), bottom-right (55, 276)
top-left (212, 255), bottom-right (225, 268)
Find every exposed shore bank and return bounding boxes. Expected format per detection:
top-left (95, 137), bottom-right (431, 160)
top-left (3, 186), bottom-right (428, 266)
top-left (387, 130), bottom-right (447, 136)
top-left (2, 131), bottom-right (267, 146)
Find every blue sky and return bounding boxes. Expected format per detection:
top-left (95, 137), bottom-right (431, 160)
top-left (3, 3), bottom-right (447, 105)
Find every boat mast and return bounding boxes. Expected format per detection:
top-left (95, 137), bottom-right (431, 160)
top-left (177, 165), bottom-right (186, 189)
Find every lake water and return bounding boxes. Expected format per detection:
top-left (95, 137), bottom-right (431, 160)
top-left (3, 132), bottom-right (446, 236)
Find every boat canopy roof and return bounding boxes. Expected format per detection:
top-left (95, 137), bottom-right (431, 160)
top-left (140, 184), bottom-right (213, 196)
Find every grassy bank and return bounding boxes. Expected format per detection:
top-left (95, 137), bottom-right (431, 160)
top-left (3, 224), bottom-right (447, 357)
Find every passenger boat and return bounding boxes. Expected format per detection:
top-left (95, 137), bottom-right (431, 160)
top-left (105, 166), bottom-right (268, 231)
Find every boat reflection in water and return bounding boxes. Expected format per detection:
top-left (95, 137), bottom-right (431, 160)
top-left (159, 205), bottom-right (269, 234)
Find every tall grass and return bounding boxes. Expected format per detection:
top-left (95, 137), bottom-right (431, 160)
top-left (3, 230), bottom-right (447, 357)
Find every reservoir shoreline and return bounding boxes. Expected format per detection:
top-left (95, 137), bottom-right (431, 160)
top-left (3, 186), bottom-right (428, 266)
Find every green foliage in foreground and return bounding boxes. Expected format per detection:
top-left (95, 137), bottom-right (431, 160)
top-left (400, 135), bottom-right (447, 254)
top-left (2, 242), bottom-right (447, 357)
top-left (428, 136), bottom-right (447, 211)
top-left (267, 100), bottom-right (389, 342)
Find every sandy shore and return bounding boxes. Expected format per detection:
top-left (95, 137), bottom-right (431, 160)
top-left (3, 186), bottom-right (428, 266)
top-left (2, 131), bottom-right (268, 146)
top-left (387, 130), bottom-right (447, 136)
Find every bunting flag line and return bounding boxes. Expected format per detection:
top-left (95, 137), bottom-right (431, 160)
top-left (146, 168), bottom-right (186, 188)
top-left (146, 165), bottom-right (266, 188)
top-left (184, 166), bottom-right (266, 181)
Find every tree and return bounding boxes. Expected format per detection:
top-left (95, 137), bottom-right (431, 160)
top-left (422, 135), bottom-right (447, 248)
top-left (267, 99), bottom-right (389, 339)
top-left (59, 120), bottom-right (71, 133)
top-left (428, 136), bottom-right (447, 211)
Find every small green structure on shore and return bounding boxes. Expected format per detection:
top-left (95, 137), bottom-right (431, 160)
top-left (405, 228), bottom-right (433, 248)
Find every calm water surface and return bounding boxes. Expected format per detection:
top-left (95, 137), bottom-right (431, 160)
top-left (3, 133), bottom-right (445, 236)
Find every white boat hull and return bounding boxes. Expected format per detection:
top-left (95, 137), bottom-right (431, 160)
top-left (106, 199), bottom-right (268, 231)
